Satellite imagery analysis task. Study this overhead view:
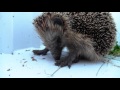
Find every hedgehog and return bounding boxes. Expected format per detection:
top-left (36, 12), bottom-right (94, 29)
top-left (32, 12), bottom-right (116, 68)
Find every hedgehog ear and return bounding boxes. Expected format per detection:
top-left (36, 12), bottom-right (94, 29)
top-left (52, 16), bottom-right (64, 26)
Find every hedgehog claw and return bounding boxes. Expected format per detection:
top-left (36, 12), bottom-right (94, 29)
top-left (59, 60), bottom-right (72, 68)
top-left (60, 61), bottom-right (68, 67)
top-left (55, 60), bottom-right (63, 66)
top-left (68, 62), bottom-right (72, 69)
top-left (55, 58), bottom-right (72, 69)
top-left (55, 62), bottom-right (60, 66)
top-left (68, 65), bottom-right (71, 69)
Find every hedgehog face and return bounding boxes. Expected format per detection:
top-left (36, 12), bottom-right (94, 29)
top-left (44, 18), bottom-right (65, 60)
top-left (39, 15), bottom-right (65, 60)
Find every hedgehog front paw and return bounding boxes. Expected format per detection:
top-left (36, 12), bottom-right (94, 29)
top-left (33, 50), bottom-right (47, 55)
top-left (33, 48), bottom-right (49, 56)
top-left (55, 58), bottom-right (73, 68)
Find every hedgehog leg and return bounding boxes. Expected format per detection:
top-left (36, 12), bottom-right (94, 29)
top-left (55, 52), bottom-right (77, 68)
top-left (33, 48), bottom-right (49, 55)
top-left (55, 39), bottom-right (102, 68)
top-left (77, 41), bottom-right (102, 62)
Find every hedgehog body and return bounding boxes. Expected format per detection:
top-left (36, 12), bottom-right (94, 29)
top-left (33, 12), bottom-right (116, 68)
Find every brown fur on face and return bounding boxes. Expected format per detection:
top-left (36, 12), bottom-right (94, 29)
top-left (33, 12), bottom-right (69, 60)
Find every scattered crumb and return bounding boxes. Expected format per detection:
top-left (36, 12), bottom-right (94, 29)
top-left (31, 57), bottom-right (37, 61)
top-left (25, 50), bottom-right (30, 51)
top-left (7, 69), bottom-right (11, 71)
top-left (9, 74), bottom-right (10, 76)
top-left (22, 65), bottom-right (24, 67)
top-left (11, 52), bottom-right (14, 55)
top-left (23, 59), bottom-right (26, 60)
top-left (24, 61), bottom-right (27, 63)
top-left (44, 70), bottom-right (51, 75)
top-left (42, 58), bottom-right (46, 59)
top-left (0, 53), bottom-right (2, 54)
top-left (13, 16), bottom-right (14, 17)
top-left (18, 53), bottom-right (20, 55)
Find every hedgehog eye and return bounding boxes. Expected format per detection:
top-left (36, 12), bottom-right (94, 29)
top-left (52, 17), bottom-right (64, 26)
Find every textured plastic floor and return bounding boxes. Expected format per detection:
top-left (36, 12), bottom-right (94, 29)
top-left (0, 47), bottom-right (120, 78)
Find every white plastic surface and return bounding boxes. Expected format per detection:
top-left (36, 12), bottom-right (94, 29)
top-left (0, 47), bottom-right (120, 78)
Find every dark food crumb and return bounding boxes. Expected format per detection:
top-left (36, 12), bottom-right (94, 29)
top-left (7, 69), bottom-right (11, 71)
top-left (31, 57), bottom-right (37, 61)
top-left (25, 50), bottom-right (30, 51)
top-left (22, 65), bottom-right (24, 67)
top-left (23, 59), bottom-right (26, 60)
top-left (11, 53), bottom-right (14, 55)
top-left (24, 61), bottom-right (27, 63)
top-left (9, 74), bottom-right (10, 76)
top-left (18, 53), bottom-right (20, 54)
top-left (42, 58), bottom-right (46, 59)
top-left (13, 16), bottom-right (14, 17)
top-left (0, 53), bottom-right (2, 54)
